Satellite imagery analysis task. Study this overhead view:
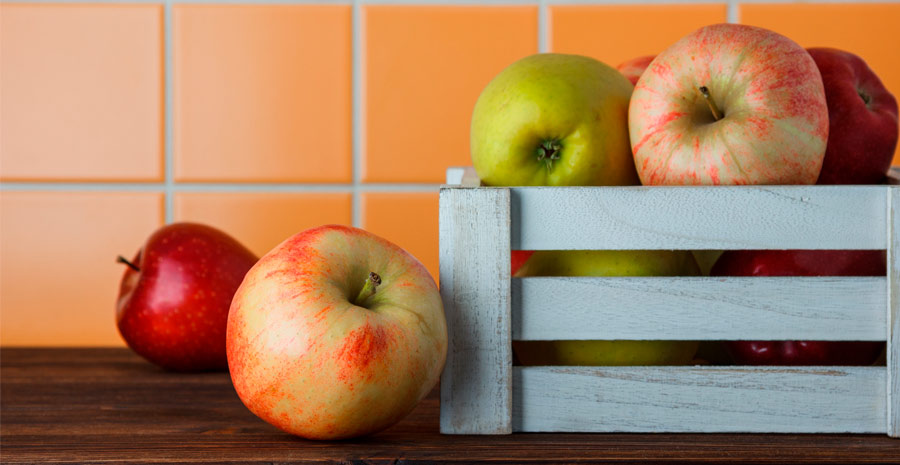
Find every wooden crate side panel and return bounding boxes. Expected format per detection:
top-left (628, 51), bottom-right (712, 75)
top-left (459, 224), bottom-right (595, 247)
top-left (511, 186), bottom-right (886, 250)
top-left (439, 187), bottom-right (512, 434)
top-left (512, 276), bottom-right (887, 341)
top-left (513, 367), bottom-right (886, 433)
top-left (889, 187), bottom-right (899, 437)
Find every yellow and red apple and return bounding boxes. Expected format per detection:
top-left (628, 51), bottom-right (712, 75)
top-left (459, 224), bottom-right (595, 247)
top-left (629, 24), bottom-right (829, 185)
top-left (226, 225), bottom-right (447, 440)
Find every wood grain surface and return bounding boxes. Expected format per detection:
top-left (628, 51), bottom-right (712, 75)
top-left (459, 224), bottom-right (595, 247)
top-left (2, 348), bottom-right (899, 464)
top-left (512, 276), bottom-right (886, 341)
top-left (439, 187), bottom-right (512, 434)
top-left (509, 185), bottom-right (886, 251)
top-left (889, 188), bottom-right (900, 436)
top-left (514, 366), bottom-right (885, 433)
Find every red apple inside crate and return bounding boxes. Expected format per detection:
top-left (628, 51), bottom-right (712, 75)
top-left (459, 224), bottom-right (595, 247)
top-left (439, 167), bottom-right (898, 437)
top-left (712, 249), bottom-right (886, 366)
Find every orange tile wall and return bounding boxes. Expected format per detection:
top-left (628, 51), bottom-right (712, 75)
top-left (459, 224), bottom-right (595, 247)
top-left (2, 2), bottom-right (899, 346)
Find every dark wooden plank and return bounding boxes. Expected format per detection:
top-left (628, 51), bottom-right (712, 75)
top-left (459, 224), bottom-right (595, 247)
top-left (2, 348), bottom-right (899, 464)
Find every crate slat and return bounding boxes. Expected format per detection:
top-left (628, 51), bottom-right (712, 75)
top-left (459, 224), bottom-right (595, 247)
top-left (888, 188), bottom-right (899, 437)
top-left (439, 187), bottom-right (512, 435)
top-left (510, 186), bottom-right (887, 250)
top-left (512, 276), bottom-right (886, 341)
top-left (513, 366), bottom-right (886, 433)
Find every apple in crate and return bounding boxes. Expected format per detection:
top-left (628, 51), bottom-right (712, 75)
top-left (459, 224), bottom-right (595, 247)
top-left (471, 53), bottom-right (639, 187)
top-left (227, 225), bottom-right (447, 439)
top-left (629, 24), bottom-right (829, 185)
top-left (116, 223), bottom-right (258, 372)
top-left (513, 250), bottom-right (701, 366)
top-left (808, 48), bottom-right (899, 184)
top-left (711, 249), bottom-right (885, 365)
top-left (511, 250), bottom-right (534, 275)
top-left (616, 55), bottom-right (655, 86)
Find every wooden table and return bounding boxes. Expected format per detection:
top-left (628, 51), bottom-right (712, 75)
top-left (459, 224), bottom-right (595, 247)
top-left (2, 348), bottom-right (898, 464)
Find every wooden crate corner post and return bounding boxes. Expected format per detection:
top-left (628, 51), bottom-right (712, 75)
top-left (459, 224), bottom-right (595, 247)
top-left (439, 185), bottom-right (513, 434)
top-left (888, 186), bottom-right (899, 438)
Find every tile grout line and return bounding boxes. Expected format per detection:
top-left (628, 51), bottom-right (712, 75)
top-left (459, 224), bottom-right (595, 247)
top-left (0, 183), bottom-right (443, 192)
top-left (164, 0), bottom-right (175, 224)
top-left (352, 0), bottom-right (363, 228)
top-left (728, 0), bottom-right (740, 23)
top-left (16, 0), bottom-right (900, 6)
top-left (538, 0), bottom-right (548, 53)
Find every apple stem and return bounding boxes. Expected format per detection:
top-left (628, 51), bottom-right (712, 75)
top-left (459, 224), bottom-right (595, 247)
top-left (354, 272), bottom-right (382, 307)
top-left (858, 89), bottom-right (872, 105)
top-left (698, 86), bottom-right (723, 121)
top-left (117, 255), bottom-right (140, 272)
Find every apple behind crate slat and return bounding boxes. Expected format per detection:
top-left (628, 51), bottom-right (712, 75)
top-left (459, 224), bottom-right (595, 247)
top-left (439, 167), bottom-right (899, 437)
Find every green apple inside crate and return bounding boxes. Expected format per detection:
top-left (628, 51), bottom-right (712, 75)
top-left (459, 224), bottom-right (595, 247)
top-left (438, 167), bottom-right (899, 436)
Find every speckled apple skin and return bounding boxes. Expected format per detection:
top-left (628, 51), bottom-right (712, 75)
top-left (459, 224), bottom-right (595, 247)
top-left (116, 223), bottom-right (258, 372)
top-left (629, 24), bottom-right (829, 185)
top-left (226, 225), bottom-right (447, 440)
top-left (616, 55), bottom-right (655, 86)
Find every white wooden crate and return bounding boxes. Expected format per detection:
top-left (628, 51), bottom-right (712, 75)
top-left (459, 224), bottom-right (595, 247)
top-left (439, 166), bottom-right (899, 437)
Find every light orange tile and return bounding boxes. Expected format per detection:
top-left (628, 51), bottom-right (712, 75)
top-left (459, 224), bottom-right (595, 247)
top-left (550, 4), bottom-right (728, 70)
top-left (174, 192), bottom-right (353, 258)
top-left (362, 193), bottom-right (438, 281)
top-left (0, 192), bottom-right (164, 346)
top-left (365, 6), bottom-right (538, 183)
top-left (0, 4), bottom-right (163, 182)
top-left (740, 3), bottom-right (900, 165)
top-left (173, 5), bottom-right (352, 183)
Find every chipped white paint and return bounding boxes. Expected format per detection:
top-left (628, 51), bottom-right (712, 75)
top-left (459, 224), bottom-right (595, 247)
top-left (888, 187), bottom-right (899, 437)
top-left (513, 276), bottom-right (886, 341)
top-left (439, 186), bottom-right (511, 434)
top-left (510, 186), bottom-right (886, 250)
top-left (513, 366), bottom-right (885, 433)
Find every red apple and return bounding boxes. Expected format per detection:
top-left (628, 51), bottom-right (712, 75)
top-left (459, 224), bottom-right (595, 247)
top-left (616, 55), bottom-right (655, 86)
top-left (511, 250), bottom-right (534, 275)
top-left (116, 222), bottom-right (258, 372)
top-left (710, 249), bottom-right (885, 366)
top-left (227, 225), bottom-right (447, 439)
top-left (808, 47), bottom-right (899, 185)
top-left (629, 24), bottom-right (829, 185)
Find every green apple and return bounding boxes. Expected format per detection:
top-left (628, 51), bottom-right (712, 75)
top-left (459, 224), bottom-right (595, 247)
top-left (513, 250), bottom-right (701, 366)
top-left (471, 53), bottom-right (640, 186)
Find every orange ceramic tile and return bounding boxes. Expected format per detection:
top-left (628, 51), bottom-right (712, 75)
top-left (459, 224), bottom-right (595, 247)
top-left (174, 192), bottom-right (352, 258)
top-left (550, 4), bottom-right (728, 70)
top-left (362, 193), bottom-right (439, 282)
top-left (173, 5), bottom-right (352, 183)
top-left (0, 4), bottom-right (163, 182)
top-left (0, 192), bottom-right (164, 346)
top-left (365, 6), bottom-right (538, 183)
top-left (740, 3), bottom-right (900, 165)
